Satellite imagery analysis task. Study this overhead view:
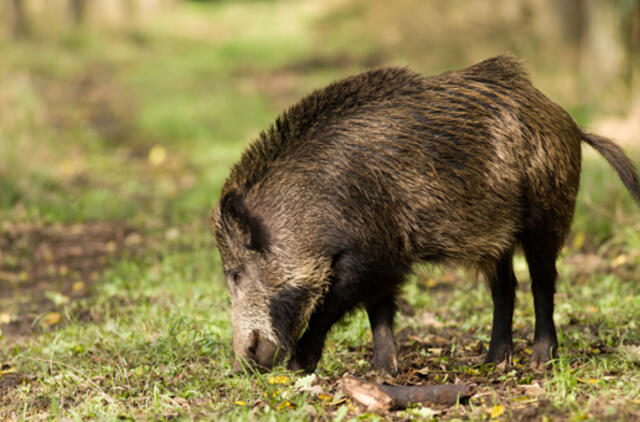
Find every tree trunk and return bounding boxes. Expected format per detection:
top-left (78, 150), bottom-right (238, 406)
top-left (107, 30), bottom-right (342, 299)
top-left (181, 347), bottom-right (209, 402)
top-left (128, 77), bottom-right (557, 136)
top-left (70, 0), bottom-right (87, 25)
top-left (554, 0), bottom-right (588, 67)
top-left (631, 0), bottom-right (640, 94)
top-left (11, 0), bottom-right (29, 38)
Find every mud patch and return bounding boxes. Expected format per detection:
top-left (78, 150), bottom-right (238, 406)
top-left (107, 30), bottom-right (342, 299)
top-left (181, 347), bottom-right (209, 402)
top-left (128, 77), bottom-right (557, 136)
top-left (0, 221), bottom-right (141, 342)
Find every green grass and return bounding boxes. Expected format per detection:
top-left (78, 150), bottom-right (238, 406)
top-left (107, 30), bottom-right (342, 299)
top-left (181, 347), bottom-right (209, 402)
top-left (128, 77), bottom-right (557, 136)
top-left (1, 1), bottom-right (640, 420)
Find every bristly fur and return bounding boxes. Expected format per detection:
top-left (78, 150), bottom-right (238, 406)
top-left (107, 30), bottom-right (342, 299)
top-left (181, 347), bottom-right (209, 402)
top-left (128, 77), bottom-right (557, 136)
top-left (212, 54), bottom-right (640, 372)
top-left (222, 67), bottom-right (422, 195)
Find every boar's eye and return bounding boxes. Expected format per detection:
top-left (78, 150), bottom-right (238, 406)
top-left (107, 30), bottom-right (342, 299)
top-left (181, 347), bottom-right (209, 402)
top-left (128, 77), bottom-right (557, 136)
top-left (224, 270), bottom-right (243, 287)
top-left (231, 272), bottom-right (242, 286)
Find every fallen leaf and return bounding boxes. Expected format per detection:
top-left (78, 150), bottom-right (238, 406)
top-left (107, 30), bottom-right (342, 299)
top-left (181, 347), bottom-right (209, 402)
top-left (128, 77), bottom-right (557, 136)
top-left (612, 254), bottom-right (627, 268)
top-left (234, 400), bottom-right (246, 406)
top-left (0, 312), bottom-right (10, 324)
top-left (165, 228), bottom-right (180, 240)
top-left (420, 311), bottom-right (443, 327)
top-left (318, 394), bottom-right (332, 402)
top-left (341, 374), bottom-right (393, 411)
top-left (72, 281), bottom-right (85, 292)
top-left (149, 145), bottom-right (167, 166)
top-left (43, 312), bottom-right (61, 326)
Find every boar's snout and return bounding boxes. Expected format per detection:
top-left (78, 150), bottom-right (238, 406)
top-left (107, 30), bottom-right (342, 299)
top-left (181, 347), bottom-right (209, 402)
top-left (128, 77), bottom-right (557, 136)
top-left (232, 330), bottom-right (280, 372)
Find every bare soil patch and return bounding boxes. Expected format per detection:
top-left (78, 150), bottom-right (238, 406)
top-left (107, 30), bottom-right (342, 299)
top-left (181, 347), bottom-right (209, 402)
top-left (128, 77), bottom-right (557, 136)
top-left (0, 221), bottom-right (141, 342)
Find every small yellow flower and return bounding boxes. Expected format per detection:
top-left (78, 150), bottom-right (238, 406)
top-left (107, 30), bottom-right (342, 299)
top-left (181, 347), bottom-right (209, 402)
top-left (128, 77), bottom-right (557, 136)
top-left (277, 401), bottom-right (293, 410)
top-left (488, 404), bottom-right (504, 419)
top-left (268, 375), bottom-right (290, 385)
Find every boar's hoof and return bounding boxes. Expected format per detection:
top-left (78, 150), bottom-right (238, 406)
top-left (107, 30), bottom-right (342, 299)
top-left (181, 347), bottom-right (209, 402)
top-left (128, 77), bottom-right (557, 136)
top-left (530, 338), bottom-right (558, 371)
top-left (288, 353), bottom-right (320, 374)
top-left (372, 352), bottom-right (398, 376)
top-left (483, 343), bottom-right (513, 365)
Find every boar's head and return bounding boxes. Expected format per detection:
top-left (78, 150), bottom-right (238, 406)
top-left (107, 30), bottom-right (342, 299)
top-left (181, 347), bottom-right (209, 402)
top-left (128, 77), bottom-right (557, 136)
top-left (211, 190), bottom-right (330, 371)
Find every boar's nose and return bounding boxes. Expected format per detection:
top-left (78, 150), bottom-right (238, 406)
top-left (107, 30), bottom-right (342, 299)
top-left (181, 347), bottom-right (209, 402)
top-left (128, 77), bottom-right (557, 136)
top-left (233, 330), bottom-right (280, 372)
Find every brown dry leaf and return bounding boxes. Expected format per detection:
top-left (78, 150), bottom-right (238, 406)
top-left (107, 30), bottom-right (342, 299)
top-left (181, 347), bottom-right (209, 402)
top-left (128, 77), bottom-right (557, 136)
top-left (341, 374), bottom-right (393, 411)
top-left (420, 311), bottom-right (443, 328)
top-left (522, 382), bottom-right (545, 397)
top-left (72, 281), bottom-right (85, 292)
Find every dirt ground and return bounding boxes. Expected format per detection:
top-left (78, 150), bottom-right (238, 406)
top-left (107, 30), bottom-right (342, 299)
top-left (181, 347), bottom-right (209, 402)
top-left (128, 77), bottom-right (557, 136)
top-left (0, 221), bottom-right (140, 342)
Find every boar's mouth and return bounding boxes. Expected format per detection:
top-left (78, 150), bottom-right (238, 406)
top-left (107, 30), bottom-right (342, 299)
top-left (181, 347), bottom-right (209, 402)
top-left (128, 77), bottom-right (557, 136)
top-left (268, 285), bottom-right (312, 352)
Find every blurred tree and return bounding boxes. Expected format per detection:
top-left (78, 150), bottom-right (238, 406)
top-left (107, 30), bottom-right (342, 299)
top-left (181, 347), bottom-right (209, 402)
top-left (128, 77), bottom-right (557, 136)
top-left (629, 0), bottom-right (640, 93)
top-left (70, 0), bottom-right (87, 25)
top-left (11, 0), bottom-right (30, 38)
top-left (554, 0), bottom-right (588, 66)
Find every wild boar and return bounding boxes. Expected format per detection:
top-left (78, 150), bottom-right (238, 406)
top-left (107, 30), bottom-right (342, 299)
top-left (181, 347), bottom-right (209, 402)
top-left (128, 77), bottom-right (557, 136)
top-left (211, 55), bottom-right (640, 374)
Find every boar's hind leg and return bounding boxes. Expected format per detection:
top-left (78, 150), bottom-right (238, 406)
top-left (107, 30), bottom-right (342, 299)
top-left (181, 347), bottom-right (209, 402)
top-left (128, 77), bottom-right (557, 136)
top-left (366, 296), bottom-right (398, 375)
top-left (522, 231), bottom-right (560, 369)
top-left (484, 251), bottom-right (517, 364)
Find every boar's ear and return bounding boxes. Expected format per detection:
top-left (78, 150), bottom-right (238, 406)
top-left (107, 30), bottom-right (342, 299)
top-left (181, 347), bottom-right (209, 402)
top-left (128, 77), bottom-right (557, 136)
top-left (219, 191), bottom-right (269, 252)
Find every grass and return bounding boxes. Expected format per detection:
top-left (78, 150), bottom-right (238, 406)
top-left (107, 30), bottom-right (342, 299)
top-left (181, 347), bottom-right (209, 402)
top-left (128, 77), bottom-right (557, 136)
top-left (1, 0), bottom-right (640, 420)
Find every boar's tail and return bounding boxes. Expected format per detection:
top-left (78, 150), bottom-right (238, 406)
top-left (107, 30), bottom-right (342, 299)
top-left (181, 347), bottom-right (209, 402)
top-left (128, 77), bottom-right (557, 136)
top-left (582, 132), bottom-right (640, 206)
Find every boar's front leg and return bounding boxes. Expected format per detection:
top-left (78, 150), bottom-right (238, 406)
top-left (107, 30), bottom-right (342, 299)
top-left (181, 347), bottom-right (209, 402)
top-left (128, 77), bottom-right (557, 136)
top-left (288, 289), bottom-right (353, 373)
top-left (289, 251), bottom-right (403, 373)
top-left (366, 297), bottom-right (398, 375)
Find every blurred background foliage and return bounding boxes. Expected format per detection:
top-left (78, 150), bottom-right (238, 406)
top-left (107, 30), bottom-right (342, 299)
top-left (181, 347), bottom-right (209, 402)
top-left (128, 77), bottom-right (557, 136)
top-left (0, 0), bottom-right (639, 243)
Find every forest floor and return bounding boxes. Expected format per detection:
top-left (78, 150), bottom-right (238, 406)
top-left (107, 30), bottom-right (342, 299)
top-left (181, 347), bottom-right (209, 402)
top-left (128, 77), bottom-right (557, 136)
top-left (1, 1), bottom-right (639, 420)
